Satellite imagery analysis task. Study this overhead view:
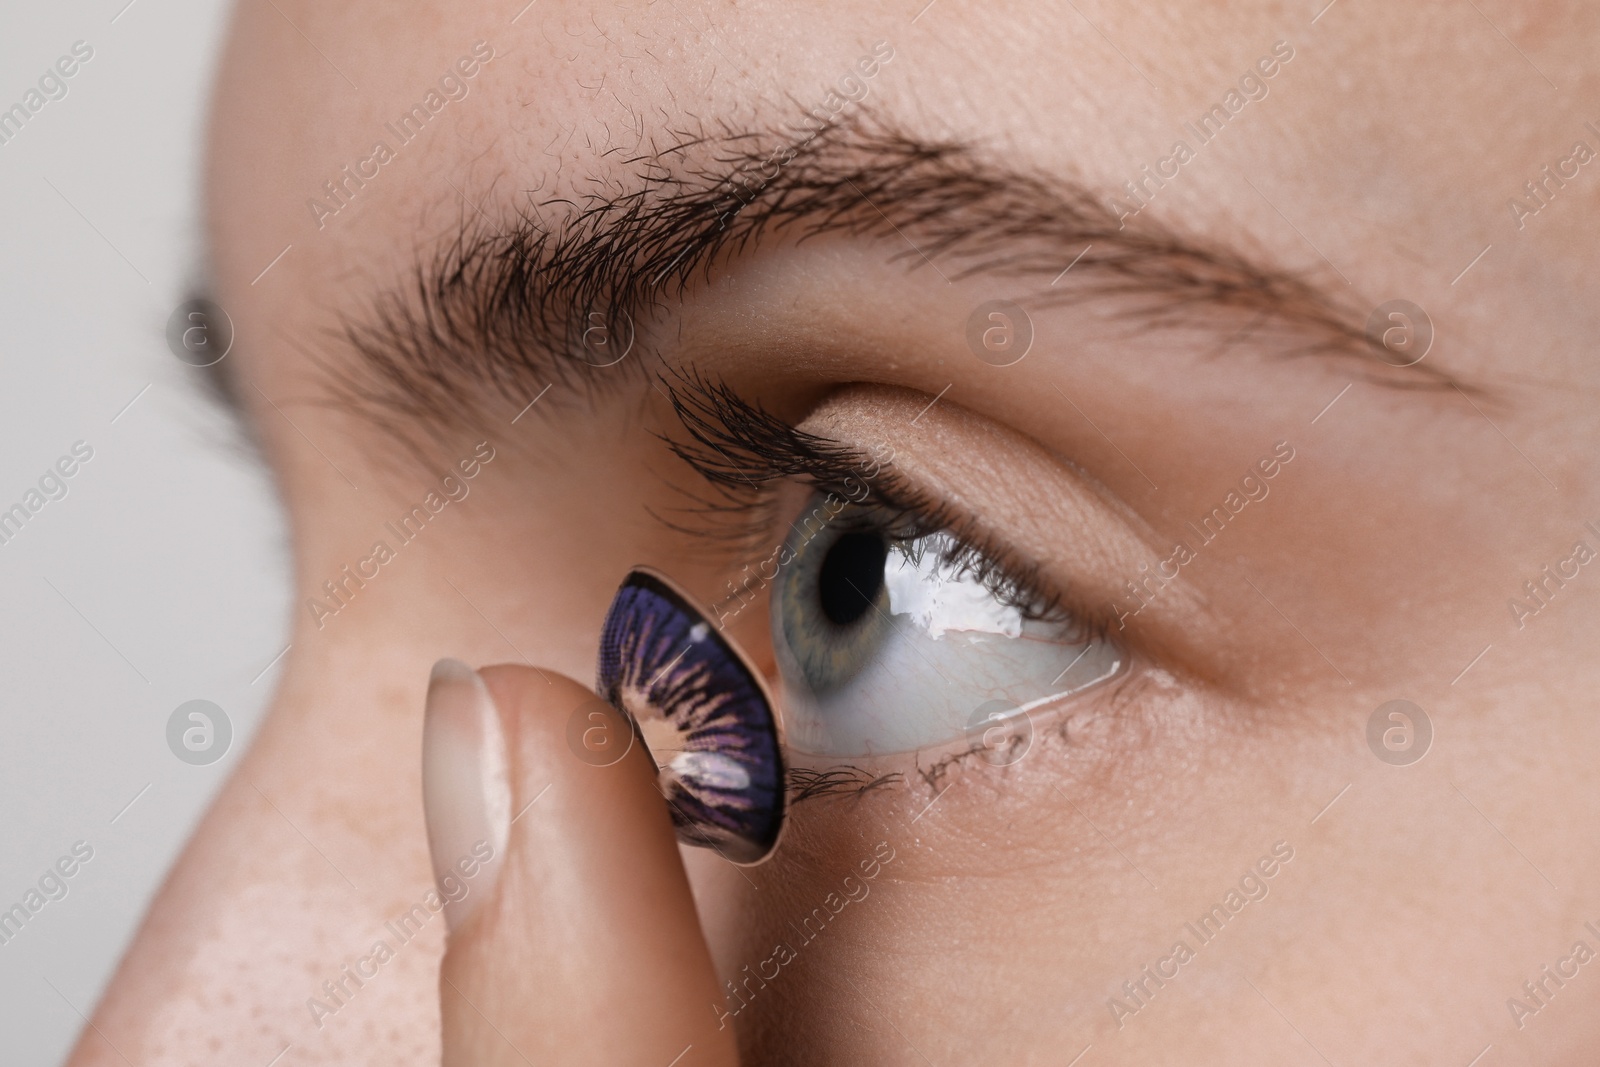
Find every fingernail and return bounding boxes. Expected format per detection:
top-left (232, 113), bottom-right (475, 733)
top-left (422, 658), bottom-right (511, 932)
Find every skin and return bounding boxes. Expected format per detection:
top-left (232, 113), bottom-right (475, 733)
top-left (68, 0), bottom-right (1600, 1064)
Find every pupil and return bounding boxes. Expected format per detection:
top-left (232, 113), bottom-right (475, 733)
top-left (818, 531), bottom-right (888, 626)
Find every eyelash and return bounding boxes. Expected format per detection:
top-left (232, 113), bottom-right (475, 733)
top-left (657, 371), bottom-right (1143, 791)
top-left (658, 370), bottom-right (1115, 645)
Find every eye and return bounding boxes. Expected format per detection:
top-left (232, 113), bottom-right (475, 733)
top-left (770, 495), bottom-right (1124, 758)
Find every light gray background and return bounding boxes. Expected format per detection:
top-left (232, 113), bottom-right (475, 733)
top-left (0, 2), bottom-right (290, 1064)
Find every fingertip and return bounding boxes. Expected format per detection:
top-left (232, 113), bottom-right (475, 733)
top-left (435, 660), bottom-right (737, 1065)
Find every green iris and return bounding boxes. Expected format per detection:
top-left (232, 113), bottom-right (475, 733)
top-left (774, 503), bottom-right (898, 696)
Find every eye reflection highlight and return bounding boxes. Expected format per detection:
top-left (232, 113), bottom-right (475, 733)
top-left (772, 499), bottom-right (1122, 758)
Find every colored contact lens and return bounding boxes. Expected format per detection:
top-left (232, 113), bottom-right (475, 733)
top-left (596, 569), bottom-right (785, 865)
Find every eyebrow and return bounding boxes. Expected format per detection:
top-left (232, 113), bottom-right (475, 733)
top-left (324, 111), bottom-right (1459, 437)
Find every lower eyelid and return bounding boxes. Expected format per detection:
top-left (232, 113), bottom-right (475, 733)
top-left (780, 657), bottom-right (1150, 805)
top-left (786, 765), bottom-right (904, 804)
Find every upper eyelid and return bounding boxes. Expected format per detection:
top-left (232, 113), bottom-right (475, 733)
top-left (676, 378), bottom-right (1149, 775)
top-left (660, 373), bottom-right (1119, 641)
top-left (652, 370), bottom-right (883, 545)
top-left (662, 370), bottom-right (875, 493)
top-left (794, 385), bottom-right (1237, 690)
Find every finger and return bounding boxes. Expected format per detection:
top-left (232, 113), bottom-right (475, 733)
top-left (423, 659), bottom-right (738, 1067)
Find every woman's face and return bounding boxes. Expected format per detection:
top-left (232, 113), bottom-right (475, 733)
top-left (74, 0), bottom-right (1600, 1063)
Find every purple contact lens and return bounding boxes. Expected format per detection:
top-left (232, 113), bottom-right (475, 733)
top-left (597, 569), bottom-right (785, 864)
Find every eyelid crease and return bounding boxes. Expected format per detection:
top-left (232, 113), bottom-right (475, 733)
top-left (799, 384), bottom-right (1209, 616)
top-left (794, 385), bottom-right (1247, 695)
top-left (658, 371), bottom-right (1146, 648)
top-left (656, 371), bottom-right (1081, 630)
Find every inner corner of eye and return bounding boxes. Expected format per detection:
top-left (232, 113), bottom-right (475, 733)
top-left (761, 490), bottom-right (1124, 760)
